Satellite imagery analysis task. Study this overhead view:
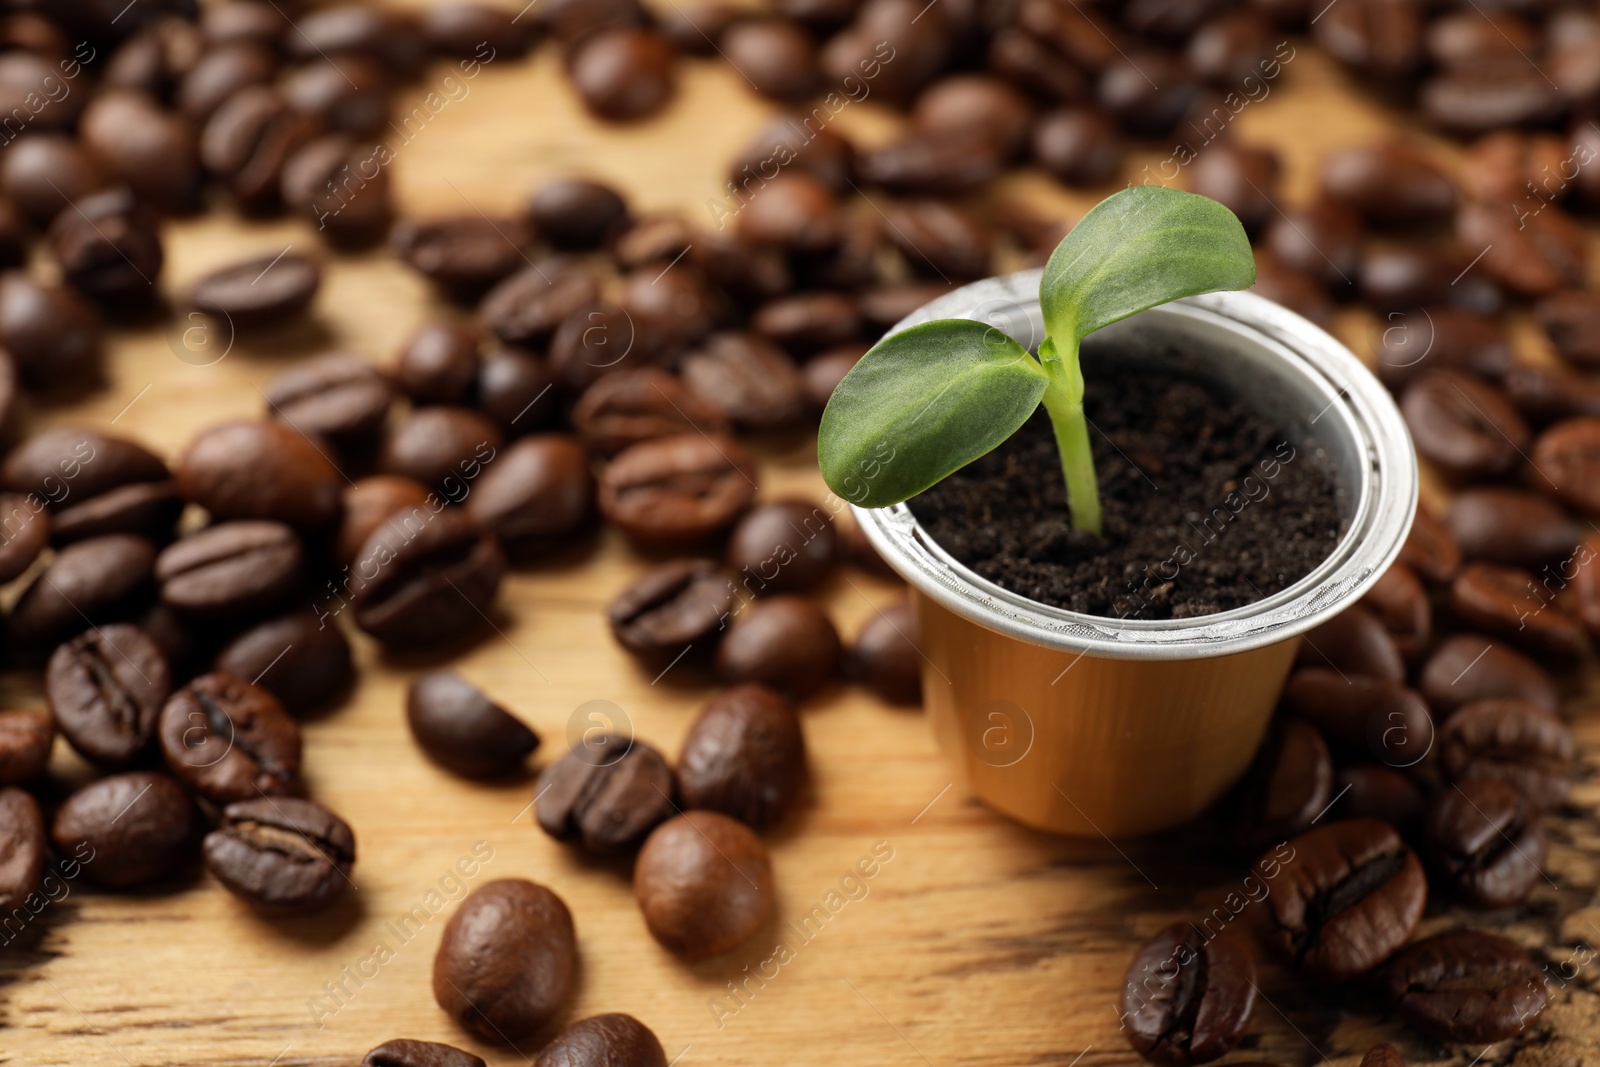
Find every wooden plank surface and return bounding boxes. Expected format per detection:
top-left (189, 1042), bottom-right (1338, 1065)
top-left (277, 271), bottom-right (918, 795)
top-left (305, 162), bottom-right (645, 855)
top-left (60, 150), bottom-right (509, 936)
top-left (3, 7), bottom-right (1600, 1066)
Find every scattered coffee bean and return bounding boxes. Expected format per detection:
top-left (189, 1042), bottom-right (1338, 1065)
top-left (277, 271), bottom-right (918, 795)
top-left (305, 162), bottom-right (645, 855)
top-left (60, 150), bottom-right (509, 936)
top-left (479, 259), bottom-right (602, 348)
top-left (1232, 717), bottom-right (1333, 855)
top-left (1440, 698), bottom-right (1573, 811)
top-left (9, 534), bottom-right (157, 650)
top-left (156, 521), bottom-right (303, 620)
top-left (751, 292), bottom-right (862, 357)
top-left (599, 433), bottom-right (759, 549)
top-left (51, 772), bottom-right (199, 888)
top-left (280, 133), bottom-right (393, 245)
top-left (725, 499), bottom-right (838, 595)
top-left (336, 476), bottom-right (432, 566)
top-left (1424, 778), bottom-right (1546, 908)
top-left (548, 300), bottom-right (643, 393)
top-left (1187, 142), bottom-right (1281, 234)
top-left (407, 671), bottom-right (539, 780)
top-left (678, 685), bottom-right (806, 830)
top-left (433, 878), bottom-right (576, 1040)
top-left (1322, 143), bottom-right (1455, 229)
top-left (264, 353), bottom-right (392, 447)
top-left (1262, 200), bottom-right (1362, 290)
top-left (1537, 289), bottom-right (1600, 371)
top-left (1250, 250), bottom-right (1333, 328)
top-left (1334, 764), bottom-right (1427, 837)
top-left (0, 710), bottom-right (53, 785)
top-left (1398, 505), bottom-right (1461, 585)
top-left (528, 178), bottom-right (630, 250)
top-left (573, 369), bottom-right (729, 458)
top-left (0, 787), bottom-right (44, 912)
top-left (723, 18), bottom-right (820, 101)
top-left (1252, 819), bottom-right (1426, 983)
top-left (1576, 533), bottom-right (1600, 642)
top-left (681, 332), bottom-right (807, 430)
top-left (1385, 929), bottom-right (1548, 1043)
top-left (79, 89), bottom-right (202, 215)
top-left (466, 434), bottom-right (594, 558)
top-left (1530, 417), bottom-right (1600, 515)
top-left (1120, 922), bottom-right (1257, 1065)
top-left (1451, 561), bottom-right (1582, 660)
top-left (0, 493), bottom-right (49, 580)
top-left (200, 86), bottom-right (323, 213)
top-left (1419, 634), bottom-right (1558, 716)
top-left (1447, 488), bottom-right (1578, 568)
top-left (569, 27), bottom-right (677, 121)
top-left (635, 811), bottom-right (774, 960)
top-left (379, 406), bottom-right (503, 497)
top-left (534, 1014), bottom-right (666, 1067)
top-left (1361, 564), bottom-right (1430, 661)
top-left (1096, 50), bottom-right (1194, 137)
top-left (1, 135), bottom-right (109, 225)
top-left (882, 199), bottom-right (993, 279)
top-left (1460, 201), bottom-right (1586, 299)
top-left (849, 600), bottom-right (922, 706)
top-left (535, 737), bottom-right (676, 855)
top-left (158, 672), bottom-right (302, 804)
top-left (49, 187), bottom-right (164, 306)
top-left (1282, 669), bottom-right (1433, 768)
top-left (178, 41), bottom-right (279, 124)
top-left (365, 1038), bottom-right (486, 1067)
top-left (215, 610), bottom-right (354, 712)
top-left (421, 3), bottom-right (535, 58)
top-left (1503, 363), bottom-right (1600, 425)
top-left (716, 595), bottom-right (840, 698)
top-left (1031, 107), bottom-right (1125, 187)
top-left (46, 623), bottom-right (171, 769)
top-left (176, 419), bottom-right (343, 531)
top-left (1401, 370), bottom-right (1528, 481)
top-left (478, 346), bottom-right (560, 434)
top-left (204, 796), bottom-right (355, 913)
top-left (1294, 603), bottom-right (1403, 682)
top-left (282, 56), bottom-right (391, 139)
top-left (186, 251), bottom-right (322, 330)
top-left (349, 507), bottom-right (506, 649)
top-left (1372, 308), bottom-right (1511, 392)
top-left (607, 559), bottom-right (736, 667)
top-left (394, 321), bottom-right (481, 405)
top-left (738, 172), bottom-right (843, 254)
top-left (0, 272), bottom-right (103, 390)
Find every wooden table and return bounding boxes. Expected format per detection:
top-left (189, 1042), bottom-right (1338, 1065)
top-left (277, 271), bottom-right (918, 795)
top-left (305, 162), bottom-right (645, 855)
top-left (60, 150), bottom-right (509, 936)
top-left (3, 8), bottom-right (1599, 1065)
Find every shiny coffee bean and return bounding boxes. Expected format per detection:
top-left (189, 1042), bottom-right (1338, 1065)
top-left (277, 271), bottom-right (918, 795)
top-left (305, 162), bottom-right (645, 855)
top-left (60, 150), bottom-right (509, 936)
top-left (1401, 370), bottom-right (1527, 480)
top-left (1188, 10), bottom-right (1273, 84)
top-left (850, 600), bottom-right (922, 705)
top-left (573, 369), bottom-right (729, 458)
top-left (1361, 564), bottom-right (1430, 662)
top-left (51, 772), bottom-right (199, 888)
top-left (913, 74), bottom-right (1032, 158)
top-left (467, 435), bottom-right (594, 558)
top-left (1096, 50), bottom-right (1195, 137)
top-left (535, 737), bottom-right (676, 856)
top-left (614, 216), bottom-right (692, 272)
top-left (336, 476), bottom-right (431, 566)
top-left (858, 281), bottom-right (959, 332)
top-left (1120, 922), bottom-right (1257, 1066)
top-left (608, 559), bottom-right (736, 666)
top-left (1576, 533), bottom-right (1600, 643)
top-left (1359, 245), bottom-right (1483, 311)
top-left (1439, 698), bottom-right (1573, 811)
top-left (716, 595), bottom-right (840, 698)
top-left (9, 535), bottom-right (157, 650)
top-left (479, 260), bottom-right (601, 348)
top-left (1422, 66), bottom-right (1566, 138)
top-left (751, 292), bottom-right (861, 356)
top-left (725, 499), bottom-right (837, 595)
top-left (1463, 130), bottom-right (1569, 205)
top-left (729, 117), bottom-right (855, 194)
top-left (364, 1038), bottom-right (486, 1067)
top-left (689, 233), bottom-right (791, 304)
top-left (882, 199), bottom-right (992, 279)
top-left (722, 18), bottom-right (819, 101)
top-left (204, 796), bottom-right (355, 913)
top-left (3, 426), bottom-right (166, 517)
top-left (819, 0), bottom-right (951, 107)
top-left (1458, 201), bottom-right (1585, 298)
top-left (534, 1015), bottom-right (666, 1067)
top-left (635, 811), bottom-right (774, 960)
top-left (1294, 604), bottom-right (1403, 682)
top-left (1530, 418), bottom-right (1600, 514)
top-left (805, 344), bottom-right (867, 409)
top-left (421, 3), bottom-right (535, 58)
top-left (49, 187), bottom-right (164, 306)
top-left (1399, 505), bottom-right (1461, 585)
top-left (478, 346), bottom-right (559, 434)
top-left (1447, 488), bottom-right (1577, 567)
top-left (281, 55), bottom-right (391, 138)
top-left (177, 41), bottom-right (278, 124)
top-left (678, 685), bottom-right (806, 830)
top-left (738, 172), bottom-right (842, 254)
top-left (264, 353), bottom-right (392, 446)
top-left (599, 433), bottom-right (759, 549)
top-left (619, 263), bottom-right (721, 356)
top-left (280, 134), bottom-right (393, 246)
top-left (1371, 308), bottom-right (1512, 393)
top-left (200, 86), bottom-right (323, 213)
top-left (528, 178), bottom-right (630, 250)
top-left (79, 90), bottom-right (202, 215)
top-left (547, 301), bottom-right (644, 393)
top-left (1187, 142), bottom-right (1281, 234)
top-left (348, 507), bottom-right (506, 649)
top-left (0, 787), bottom-right (43, 913)
top-left (1232, 717), bottom-right (1333, 855)
top-left (1313, 1), bottom-right (1424, 79)
top-left (0, 273), bottom-right (103, 390)
top-left (285, 5), bottom-right (425, 75)
top-left (1451, 561), bottom-right (1583, 660)
top-left (379, 406), bottom-right (503, 497)
top-left (1253, 819), bottom-right (1426, 983)
top-left (569, 27), bottom-right (676, 121)
top-left (1282, 669), bottom-right (1434, 768)
top-left (1031, 107), bottom-right (1125, 187)
top-left (1503, 363), bottom-right (1600, 425)
top-left (393, 321), bottom-right (480, 405)
top-left (394, 216), bottom-right (530, 298)
top-left (1321, 144), bottom-right (1455, 229)
top-left (1424, 778), bottom-right (1546, 908)
top-left (1385, 930), bottom-right (1547, 1043)
top-left (186, 251), bottom-right (322, 330)
top-left (1262, 199), bottom-right (1361, 290)
top-left (215, 610), bottom-right (354, 713)
top-left (433, 879), bottom-right (576, 1041)
top-left (1419, 634), bottom-right (1558, 717)
top-left (1537, 290), bottom-right (1600, 371)
top-left (988, 28), bottom-right (1091, 103)
top-left (406, 671), bottom-right (539, 780)
top-left (1, 135), bottom-right (109, 225)
top-left (1333, 764), bottom-right (1426, 837)
top-left (46, 623), bottom-right (171, 769)
top-left (156, 521), bottom-right (303, 620)
top-left (856, 129), bottom-right (1006, 196)
top-left (1250, 251), bottom-right (1333, 328)
top-left (0, 710), bottom-right (53, 785)
top-left (159, 672), bottom-right (302, 804)
top-left (0, 493), bottom-right (49, 580)
top-left (681, 332), bottom-right (807, 430)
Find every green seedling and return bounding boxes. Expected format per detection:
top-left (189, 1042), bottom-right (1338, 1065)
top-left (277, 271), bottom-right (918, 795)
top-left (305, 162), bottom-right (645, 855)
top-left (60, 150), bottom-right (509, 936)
top-left (818, 186), bottom-right (1256, 536)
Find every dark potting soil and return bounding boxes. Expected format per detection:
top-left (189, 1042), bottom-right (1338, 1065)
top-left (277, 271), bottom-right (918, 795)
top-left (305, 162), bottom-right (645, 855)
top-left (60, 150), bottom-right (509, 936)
top-left (907, 363), bottom-right (1347, 619)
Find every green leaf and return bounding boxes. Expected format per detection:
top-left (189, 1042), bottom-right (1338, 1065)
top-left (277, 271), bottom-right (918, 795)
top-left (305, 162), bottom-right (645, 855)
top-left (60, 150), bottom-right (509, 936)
top-left (819, 319), bottom-right (1048, 508)
top-left (1039, 186), bottom-right (1256, 346)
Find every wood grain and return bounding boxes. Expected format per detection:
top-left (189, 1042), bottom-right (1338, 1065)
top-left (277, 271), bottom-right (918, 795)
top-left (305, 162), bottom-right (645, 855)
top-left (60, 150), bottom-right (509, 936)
top-left (2, 8), bottom-right (1599, 1067)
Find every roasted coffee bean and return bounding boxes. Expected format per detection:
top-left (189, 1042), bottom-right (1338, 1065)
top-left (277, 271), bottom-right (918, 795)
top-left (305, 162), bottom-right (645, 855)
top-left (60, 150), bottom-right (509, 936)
top-left (421, 3), bottom-right (535, 58)
top-left (881, 199), bottom-right (992, 279)
top-left (263, 352), bottom-right (392, 448)
top-left (1576, 533), bottom-right (1600, 642)
top-left (857, 283), bottom-right (957, 334)
top-left (433, 879), bottom-right (576, 1041)
top-left (393, 321), bottom-right (480, 405)
top-left (528, 178), bottom-right (630, 250)
top-left (78, 90), bottom-right (201, 215)
top-left (1, 135), bottom-right (109, 225)
top-left (659, 2), bottom-right (745, 52)
top-left (1321, 144), bottom-right (1454, 230)
top-left (1401, 370), bottom-right (1527, 481)
top-left (613, 215), bottom-right (691, 271)
top-left (466, 435), bottom-right (594, 558)
top-left (349, 507), bottom-right (506, 648)
top-left (1030, 107), bottom-right (1125, 188)
top-left (393, 216), bottom-right (530, 297)
top-left (913, 74), bottom-right (1032, 158)
top-left (336, 476), bottom-right (431, 566)
top-left (856, 129), bottom-right (1006, 196)
top-left (1295, 604), bottom-right (1403, 682)
top-left (608, 559), bottom-right (736, 666)
top-left (1187, 9), bottom-right (1272, 84)
top-left (1262, 199), bottom-right (1361, 291)
top-left (280, 4), bottom-right (421, 73)
top-left (599, 433), bottom-right (759, 548)
top-left (365, 1038), bottom-right (486, 1067)
top-left (751, 292), bottom-right (861, 357)
top-left (737, 172), bottom-right (842, 254)
top-left (688, 232), bottom-right (791, 304)
top-left (479, 260), bottom-right (602, 348)
top-left (26, 480), bottom-right (177, 546)
top-left (1250, 251), bottom-right (1333, 328)
top-left (988, 28), bottom-right (1090, 103)
top-left (1537, 290), bottom-right (1600, 371)
top-left (1187, 143), bottom-right (1281, 235)
top-left (0, 273), bottom-right (103, 390)
top-left (850, 600), bottom-right (921, 705)
top-left (1424, 778), bottom-right (1546, 908)
top-left (1463, 130), bottom-right (1569, 205)
top-left (46, 624), bottom-right (170, 769)
top-left (177, 41), bottom-right (278, 124)
top-left (534, 1015), bottom-right (665, 1067)
top-left (204, 796), bottom-right (354, 914)
top-left (9, 535), bottom-right (157, 650)
top-left (681, 332), bottom-right (806, 430)
top-left (200, 86), bottom-right (323, 213)
top-left (1531, 418), bottom-right (1600, 515)
top-left (1503, 363), bottom-right (1600, 425)
top-left (216, 610), bottom-right (353, 713)
top-left (177, 419), bottom-right (342, 531)
top-left (1427, 11), bottom-right (1536, 69)
top-left (159, 672), bottom-right (302, 804)
top-left (1451, 562), bottom-right (1582, 660)
top-left (1282, 670), bottom-right (1434, 768)
top-left (379, 406), bottom-right (503, 497)
top-left (1372, 308), bottom-right (1512, 392)
top-left (1120, 922), bottom-right (1257, 1066)
top-left (156, 521), bottom-right (303, 620)
top-left (0, 787), bottom-right (44, 912)
top-left (535, 737), bottom-right (675, 855)
top-left (822, 0), bottom-right (950, 106)
top-left (3, 427), bottom-right (165, 516)
top-left (0, 493), bottom-right (49, 581)
top-left (0, 710), bottom-right (53, 785)
top-left (725, 499), bottom-right (837, 595)
top-left (281, 55), bottom-right (390, 139)
top-left (1233, 717), bottom-right (1333, 855)
top-left (678, 685), bottom-right (805, 830)
top-left (805, 344), bottom-right (866, 409)
top-left (635, 811), bottom-right (774, 960)
top-left (407, 671), bottom-right (539, 780)
top-left (478, 346), bottom-right (559, 434)
top-left (1451, 487), bottom-right (1580, 568)
top-left (572, 369), bottom-right (728, 458)
top-left (1399, 505), bottom-right (1461, 585)
top-left (1313, 0), bottom-right (1424, 79)
top-left (1334, 764), bottom-right (1426, 836)
top-left (1419, 634), bottom-right (1558, 717)
top-left (1423, 67), bottom-right (1566, 139)
top-left (1359, 245), bottom-right (1479, 311)
top-left (1253, 819), bottom-right (1426, 983)
top-left (48, 187), bottom-right (163, 306)
top-left (51, 772), bottom-right (199, 888)
top-left (1439, 698), bottom-right (1573, 811)
top-left (729, 118), bottom-right (855, 194)
top-left (1458, 201), bottom-right (1585, 299)
top-left (1096, 50), bottom-right (1194, 137)
top-left (186, 251), bottom-right (322, 330)
top-left (722, 17), bottom-right (819, 101)
top-left (619, 264), bottom-right (721, 356)
top-left (569, 27), bottom-right (676, 121)
top-left (280, 134), bottom-right (393, 246)
top-left (548, 301), bottom-right (643, 393)
top-left (1361, 564), bottom-right (1430, 661)
top-left (203, 3), bottom-right (291, 48)
top-left (716, 595), bottom-right (840, 698)
top-left (1385, 930), bottom-right (1548, 1043)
